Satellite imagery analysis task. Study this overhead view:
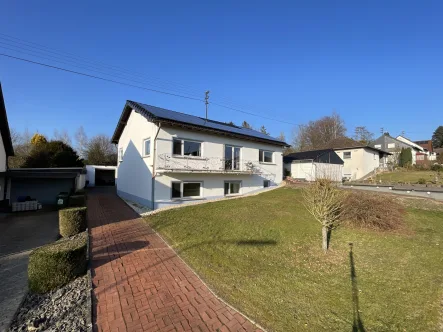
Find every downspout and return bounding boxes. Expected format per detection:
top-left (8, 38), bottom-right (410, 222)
top-left (151, 123), bottom-right (161, 210)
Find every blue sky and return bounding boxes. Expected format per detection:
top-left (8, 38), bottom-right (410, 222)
top-left (1, 1), bottom-right (442, 144)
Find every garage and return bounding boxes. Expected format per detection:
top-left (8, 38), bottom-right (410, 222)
top-left (95, 169), bottom-right (115, 186)
top-left (85, 165), bottom-right (116, 187)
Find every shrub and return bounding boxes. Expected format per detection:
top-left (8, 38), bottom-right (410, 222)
top-left (69, 194), bottom-right (86, 207)
top-left (431, 164), bottom-right (442, 172)
top-left (28, 232), bottom-right (87, 293)
top-left (59, 207), bottom-right (87, 237)
top-left (341, 192), bottom-right (404, 230)
top-left (417, 178), bottom-right (427, 184)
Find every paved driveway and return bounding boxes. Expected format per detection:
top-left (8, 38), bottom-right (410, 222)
top-left (0, 211), bottom-right (59, 331)
top-left (88, 188), bottom-right (262, 332)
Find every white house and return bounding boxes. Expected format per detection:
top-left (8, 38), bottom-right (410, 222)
top-left (324, 137), bottom-right (391, 181)
top-left (283, 149), bottom-right (343, 182)
top-left (0, 83), bottom-right (15, 206)
top-left (111, 101), bottom-right (286, 210)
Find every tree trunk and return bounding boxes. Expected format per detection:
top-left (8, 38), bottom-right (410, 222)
top-left (322, 226), bottom-right (328, 252)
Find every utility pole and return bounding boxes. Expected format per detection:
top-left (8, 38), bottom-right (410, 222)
top-left (380, 127), bottom-right (384, 135)
top-left (401, 130), bottom-right (405, 137)
top-left (205, 90), bottom-right (210, 120)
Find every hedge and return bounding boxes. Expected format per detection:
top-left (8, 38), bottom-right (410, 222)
top-left (69, 194), bottom-right (86, 207)
top-left (59, 207), bottom-right (87, 237)
top-left (28, 232), bottom-right (87, 293)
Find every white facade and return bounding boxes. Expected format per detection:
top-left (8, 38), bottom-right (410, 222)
top-left (284, 161), bottom-right (343, 182)
top-left (335, 148), bottom-right (380, 180)
top-left (116, 109), bottom-right (284, 209)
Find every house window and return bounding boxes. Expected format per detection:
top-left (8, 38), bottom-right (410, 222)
top-left (343, 152), bottom-right (351, 159)
top-left (259, 150), bottom-right (273, 163)
top-left (143, 139), bottom-right (151, 156)
top-left (374, 144), bottom-right (381, 149)
top-left (263, 180), bottom-right (271, 188)
top-left (224, 181), bottom-right (241, 195)
top-left (118, 148), bottom-right (123, 161)
top-left (225, 145), bottom-right (241, 170)
top-left (173, 139), bottom-right (201, 157)
top-left (387, 143), bottom-right (396, 149)
top-left (171, 182), bottom-right (202, 199)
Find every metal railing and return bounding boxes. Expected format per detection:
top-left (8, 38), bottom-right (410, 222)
top-left (156, 153), bottom-right (272, 178)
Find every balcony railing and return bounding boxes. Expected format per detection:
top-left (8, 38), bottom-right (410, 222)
top-left (156, 153), bottom-right (270, 176)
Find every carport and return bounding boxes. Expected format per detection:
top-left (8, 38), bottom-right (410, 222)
top-left (7, 168), bottom-right (85, 206)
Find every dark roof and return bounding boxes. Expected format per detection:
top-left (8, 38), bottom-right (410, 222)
top-left (283, 149), bottom-right (344, 165)
top-left (0, 83), bottom-right (14, 156)
top-left (111, 101), bottom-right (287, 146)
top-left (323, 137), bottom-right (391, 155)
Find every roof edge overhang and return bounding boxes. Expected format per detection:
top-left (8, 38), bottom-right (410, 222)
top-left (0, 83), bottom-right (15, 157)
top-left (111, 101), bottom-right (288, 147)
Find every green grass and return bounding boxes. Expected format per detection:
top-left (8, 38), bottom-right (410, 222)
top-left (376, 170), bottom-right (442, 184)
top-left (144, 188), bottom-right (443, 331)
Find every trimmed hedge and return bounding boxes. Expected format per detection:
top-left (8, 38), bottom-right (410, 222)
top-left (69, 194), bottom-right (86, 207)
top-left (28, 232), bottom-right (87, 293)
top-left (59, 207), bottom-right (87, 237)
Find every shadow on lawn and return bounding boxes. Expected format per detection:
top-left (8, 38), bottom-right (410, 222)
top-left (178, 239), bottom-right (277, 252)
top-left (349, 243), bottom-right (366, 332)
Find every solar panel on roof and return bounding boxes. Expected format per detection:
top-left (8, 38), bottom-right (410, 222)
top-left (130, 101), bottom-right (285, 145)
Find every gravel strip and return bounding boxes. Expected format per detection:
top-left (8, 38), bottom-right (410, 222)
top-left (8, 275), bottom-right (91, 332)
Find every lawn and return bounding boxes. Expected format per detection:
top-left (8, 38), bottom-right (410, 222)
top-left (144, 188), bottom-right (443, 331)
top-left (376, 170), bottom-right (442, 185)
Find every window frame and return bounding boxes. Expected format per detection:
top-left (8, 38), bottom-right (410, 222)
top-left (387, 143), bottom-right (396, 149)
top-left (142, 138), bottom-right (151, 157)
top-left (343, 151), bottom-right (352, 159)
top-left (171, 181), bottom-right (203, 200)
top-left (224, 145), bottom-right (242, 171)
top-left (172, 138), bottom-right (202, 158)
top-left (259, 149), bottom-right (274, 164)
top-left (224, 181), bottom-right (242, 196)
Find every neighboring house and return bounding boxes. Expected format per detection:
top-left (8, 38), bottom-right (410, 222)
top-left (111, 101), bottom-right (287, 210)
top-left (0, 83), bottom-right (15, 206)
top-left (371, 133), bottom-right (419, 166)
top-left (414, 140), bottom-right (433, 153)
top-left (283, 149), bottom-right (343, 182)
top-left (323, 137), bottom-right (390, 180)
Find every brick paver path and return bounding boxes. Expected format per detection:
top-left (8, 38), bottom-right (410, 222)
top-left (88, 188), bottom-right (262, 332)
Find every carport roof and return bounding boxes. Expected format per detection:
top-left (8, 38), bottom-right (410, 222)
top-left (7, 168), bottom-right (84, 179)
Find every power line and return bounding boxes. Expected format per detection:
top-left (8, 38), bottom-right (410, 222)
top-left (0, 53), bottom-right (299, 126)
top-left (0, 33), bottom-right (292, 123)
top-left (0, 53), bottom-right (203, 102)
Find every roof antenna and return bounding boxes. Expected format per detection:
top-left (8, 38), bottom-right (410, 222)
top-left (205, 90), bottom-right (210, 120)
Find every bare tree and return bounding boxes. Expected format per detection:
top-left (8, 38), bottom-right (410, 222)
top-left (242, 121), bottom-right (253, 129)
top-left (74, 126), bottom-right (89, 159)
top-left (353, 126), bottom-right (374, 145)
top-left (302, 179), bottom-right (346, 251)
top-left (8, 128), bottom-right (33, 168)
top-left (277, 131), bottom-right (286, 142)
top-left (292, 111), bottom-right (346, 151)
top-left (53, 129), bottom-right (72, 146)
top-left (85, 135), bottom-right (117, 165)
top-left (260, 125), bottom-right (269, 135)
